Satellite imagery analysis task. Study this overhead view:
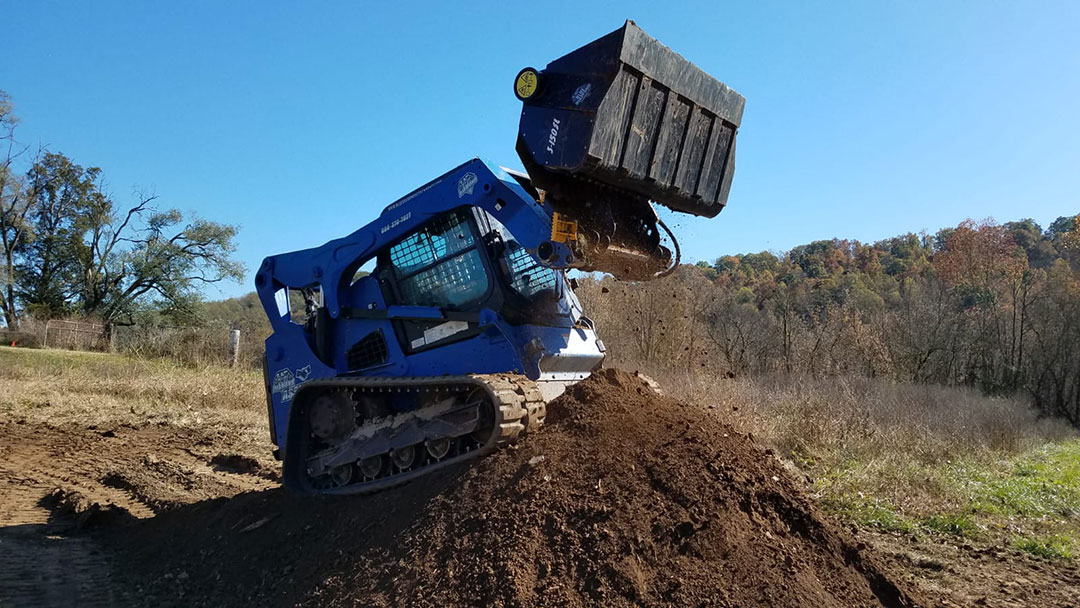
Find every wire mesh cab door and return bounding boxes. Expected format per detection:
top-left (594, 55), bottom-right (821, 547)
top-left (377, 207), bottom-right (497, 354)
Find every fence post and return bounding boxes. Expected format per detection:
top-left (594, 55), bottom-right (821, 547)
top-left (229, 329), bottom-right (241, 367)
top-left (43, 320), bottom-right (50, 348)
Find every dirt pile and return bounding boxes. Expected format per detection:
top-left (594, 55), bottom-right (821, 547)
top-left (309, 368), bottom-right (923, 607)
top-left (100, 368), bottom-right (924, 607)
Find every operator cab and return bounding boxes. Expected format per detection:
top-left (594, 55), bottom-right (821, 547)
top-left (372, 205), bottom-right (578, 356)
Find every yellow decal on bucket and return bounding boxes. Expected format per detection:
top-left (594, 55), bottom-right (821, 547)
top-left (515, 68), bottom-right (539, 101)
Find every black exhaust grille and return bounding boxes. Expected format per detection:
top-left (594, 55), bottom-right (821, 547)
top-left (346, 329), bottom-right (389, 370)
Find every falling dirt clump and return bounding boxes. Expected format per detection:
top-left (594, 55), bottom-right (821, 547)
top-left (41, 486), bottom-right (135, 529)
top-left (306, 368), bottom-right (925, 607)
top-left (210, 453), bottom-right (281, 481)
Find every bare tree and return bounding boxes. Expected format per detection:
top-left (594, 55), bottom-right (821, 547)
top-left (0, 90), bottom-right (33, 328)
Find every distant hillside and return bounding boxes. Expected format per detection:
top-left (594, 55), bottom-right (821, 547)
top-left (200, 274), bottom-right (371, 336)
top-left (200, 292), bottom-right (268, 336)
top-left (203, 214), bottom-right (1080, 424)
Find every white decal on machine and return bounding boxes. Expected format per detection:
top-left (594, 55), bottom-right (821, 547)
top-left (572, 83), bottom-right (592, 106)
top-left (283, 386), bottom-right (298, 403)
top-left (545, 117), bottom-right (561, 155)
top-left (424, 320), bottom-right (469, 345)
top-left (457, 172), bottom-right (478, 198)
top-left (271, 369), bottom-right (293, 393)
top-left (271, 366), bottom-right (312, 403)
top-left (380, 211), bottom-right (412, 234)
top-left (271, 368), bottom-right (296, 402)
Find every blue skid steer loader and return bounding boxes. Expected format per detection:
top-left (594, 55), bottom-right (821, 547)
top-left (256, 21), bottom-right (745, 494)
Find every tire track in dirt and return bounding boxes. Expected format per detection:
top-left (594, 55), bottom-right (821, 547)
top-left (0, 448), bottom-right (119, 607)
top-left (0, 420), bottom-right (275, 607)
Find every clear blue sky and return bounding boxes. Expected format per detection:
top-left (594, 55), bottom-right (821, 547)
top-left (4, 1), bottom-right (1079, 298)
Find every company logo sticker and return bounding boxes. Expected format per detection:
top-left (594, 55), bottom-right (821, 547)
top-left (457, 172), bottom-right (478, 198)
top-left (572, 83), bottom-right (592, 106)
top-left (270, 365), bottom-right (313, 403)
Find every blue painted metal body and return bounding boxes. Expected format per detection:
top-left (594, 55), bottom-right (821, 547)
top-left (254, 158), bottom-right (603, 451)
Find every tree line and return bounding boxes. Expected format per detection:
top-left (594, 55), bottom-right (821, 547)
top-left (0, 91), bottom-right (243, 328)
top-left (578, 214), bottom-right (1080, 425)
top-left (5, 89), bottom-right (1080, 425)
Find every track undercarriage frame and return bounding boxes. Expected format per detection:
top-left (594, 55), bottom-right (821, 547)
top-left (285, 374), bottom-right (545, 494)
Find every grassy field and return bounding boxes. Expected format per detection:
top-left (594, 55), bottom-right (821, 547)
top-left (0, 346), bottom-right (268, 443)
top-left (3, 345), bottom-right (1078, 561)
top-left (657, 368), bottom-right (1080, 560)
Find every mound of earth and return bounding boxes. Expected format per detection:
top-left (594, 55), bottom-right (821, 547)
top-left (102, 368), bottom-right (925, 607)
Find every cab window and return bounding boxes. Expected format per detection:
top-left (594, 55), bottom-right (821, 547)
top-left (386, 209), bottom-right (489, 309)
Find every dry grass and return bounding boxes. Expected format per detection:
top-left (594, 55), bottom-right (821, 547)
top-left (658, 368), bottom-right (1072, 458)
top-left (649, 366), bottom-right (1080, 555)
top-left (0, 346), bottom-right (268, 446)
top-left (114, 323), bottom-right (266, 369)
top-left (3, 316), bottom-right (268, 369)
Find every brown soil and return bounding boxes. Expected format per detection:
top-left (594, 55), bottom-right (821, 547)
top-left (105, 369), bottom-right (926, 607)
top-left (0, 420), bottom-right (275, 606)
top-left (862, 529), bottom-right (1080, 608)
top-left (2, 368), bottom-right (1074, 607)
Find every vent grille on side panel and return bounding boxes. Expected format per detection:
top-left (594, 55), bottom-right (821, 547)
top-left (346, 329), bottom-right (389, 370)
